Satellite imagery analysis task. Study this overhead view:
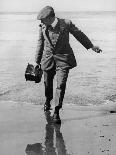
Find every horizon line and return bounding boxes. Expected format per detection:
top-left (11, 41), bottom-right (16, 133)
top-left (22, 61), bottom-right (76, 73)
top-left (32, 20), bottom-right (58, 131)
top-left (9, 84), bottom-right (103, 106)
top-left (0, 10), bottom-right (116, 13)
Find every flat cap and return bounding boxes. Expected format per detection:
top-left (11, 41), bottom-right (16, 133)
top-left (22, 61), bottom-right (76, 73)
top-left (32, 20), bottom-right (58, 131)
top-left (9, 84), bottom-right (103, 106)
top-left (37, 6), bottom-right (55, 20)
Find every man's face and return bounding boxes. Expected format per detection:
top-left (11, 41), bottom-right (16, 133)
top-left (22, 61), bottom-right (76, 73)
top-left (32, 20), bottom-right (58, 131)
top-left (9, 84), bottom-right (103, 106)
top-left (41, 16), bottom-right (55, 26)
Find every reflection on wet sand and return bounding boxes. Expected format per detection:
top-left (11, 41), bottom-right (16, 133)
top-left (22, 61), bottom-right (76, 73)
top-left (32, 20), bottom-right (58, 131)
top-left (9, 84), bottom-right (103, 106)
top-left (25, 111), bottom-right (69, 155)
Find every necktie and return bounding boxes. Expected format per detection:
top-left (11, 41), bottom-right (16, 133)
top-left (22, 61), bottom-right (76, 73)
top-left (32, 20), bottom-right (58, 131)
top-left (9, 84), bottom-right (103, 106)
top-left (47, 25), bottom-right (53, 31)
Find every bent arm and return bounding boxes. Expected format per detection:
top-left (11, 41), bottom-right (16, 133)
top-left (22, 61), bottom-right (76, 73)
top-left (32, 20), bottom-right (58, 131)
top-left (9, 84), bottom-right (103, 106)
top-left (69, 21), bottom-right (93, 50)
top-left (35, 26), bottom-right (44, 64)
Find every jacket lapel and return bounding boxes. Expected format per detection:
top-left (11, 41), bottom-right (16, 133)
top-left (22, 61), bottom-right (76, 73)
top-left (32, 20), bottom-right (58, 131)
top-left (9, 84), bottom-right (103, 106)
top-left (41, 19), bottom-right (64, 50)
top-left (53, 19), bottom-right (65, 49)
top-left (46, 27), bottom-right (55, 49)
top-left (42, 25), bottom-right (55, 49)
top-left (52, 20), bottom-right (62, 48)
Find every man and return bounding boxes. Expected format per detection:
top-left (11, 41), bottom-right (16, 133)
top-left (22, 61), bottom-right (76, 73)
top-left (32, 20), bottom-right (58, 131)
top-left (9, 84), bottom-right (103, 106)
top-left (35, 6), bottom-right (102, 123)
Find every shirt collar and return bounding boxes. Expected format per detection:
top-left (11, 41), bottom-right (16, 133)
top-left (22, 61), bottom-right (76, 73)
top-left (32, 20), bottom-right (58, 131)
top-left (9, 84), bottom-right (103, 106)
top-left (51, 17), bottom-right (58, 28)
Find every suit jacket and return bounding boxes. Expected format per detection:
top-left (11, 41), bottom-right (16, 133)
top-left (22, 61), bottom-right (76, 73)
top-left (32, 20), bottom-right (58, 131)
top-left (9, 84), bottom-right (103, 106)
top-left (35, 18), bottom-right (93, 71)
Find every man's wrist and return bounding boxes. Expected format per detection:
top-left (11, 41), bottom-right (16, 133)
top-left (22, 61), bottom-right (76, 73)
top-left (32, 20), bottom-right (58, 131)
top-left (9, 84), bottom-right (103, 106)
top-left (91, 45), bottom-right (102, 53)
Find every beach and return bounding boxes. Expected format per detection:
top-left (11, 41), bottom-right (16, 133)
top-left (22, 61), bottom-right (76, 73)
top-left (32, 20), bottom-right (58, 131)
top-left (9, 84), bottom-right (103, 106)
top-left (0, 11), bottom-right (116, 155)
top-left (0, 100), bottom-right (116, 155)
top-left (0, 11), bottom-right (116, 104)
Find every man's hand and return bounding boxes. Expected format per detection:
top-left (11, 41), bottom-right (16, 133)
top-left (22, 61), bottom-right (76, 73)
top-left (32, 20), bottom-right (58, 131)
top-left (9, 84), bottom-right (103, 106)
top-left (91, 46), bottom-right (102, 53)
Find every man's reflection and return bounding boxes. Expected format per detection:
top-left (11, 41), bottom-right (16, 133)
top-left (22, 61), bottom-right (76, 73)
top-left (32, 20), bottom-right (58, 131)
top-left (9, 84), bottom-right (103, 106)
top-left (25, 111), bottom-right (69, 155)
top-left (44, 111), bottom-right (56, 155)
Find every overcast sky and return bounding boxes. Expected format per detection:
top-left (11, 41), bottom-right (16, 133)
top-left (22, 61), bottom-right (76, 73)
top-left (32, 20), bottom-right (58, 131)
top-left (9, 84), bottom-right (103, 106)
top-left (0, 0), bottom-right (116, 12)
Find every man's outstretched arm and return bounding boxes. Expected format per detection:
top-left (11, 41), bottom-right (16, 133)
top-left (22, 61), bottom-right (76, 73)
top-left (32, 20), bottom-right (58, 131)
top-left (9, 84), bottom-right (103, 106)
top-left (69, 20), bottom-right (102, 53)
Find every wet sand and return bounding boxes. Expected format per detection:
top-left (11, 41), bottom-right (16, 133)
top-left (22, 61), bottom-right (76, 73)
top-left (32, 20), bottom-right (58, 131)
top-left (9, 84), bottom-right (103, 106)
top-left (0, 100), bottom-right (116, 155)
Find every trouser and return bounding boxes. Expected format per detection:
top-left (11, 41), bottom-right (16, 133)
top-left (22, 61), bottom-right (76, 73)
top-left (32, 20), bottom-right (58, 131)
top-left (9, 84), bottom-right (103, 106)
top-left (44, 65), bottom-right (69, 109)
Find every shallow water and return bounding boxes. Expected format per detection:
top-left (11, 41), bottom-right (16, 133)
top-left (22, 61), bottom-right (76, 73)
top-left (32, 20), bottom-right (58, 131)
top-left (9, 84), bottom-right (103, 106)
top-left (0, 12), bottom-right (116, 105)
